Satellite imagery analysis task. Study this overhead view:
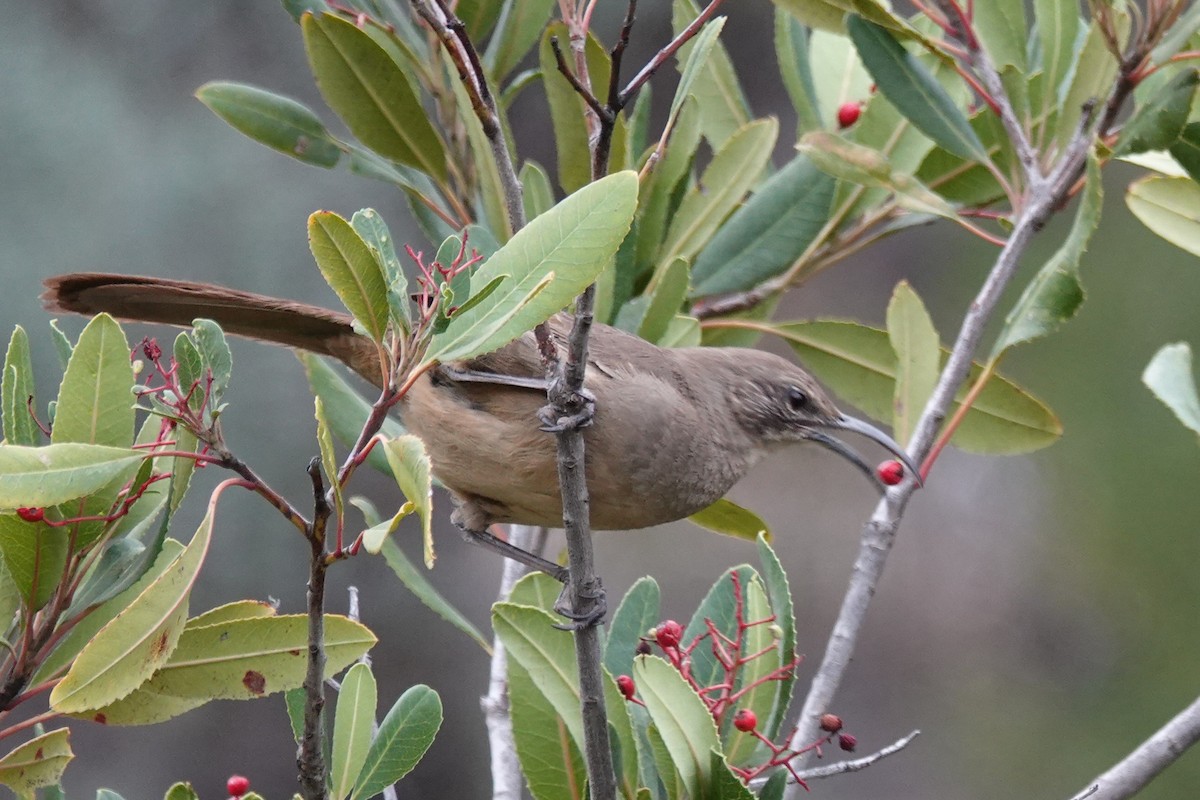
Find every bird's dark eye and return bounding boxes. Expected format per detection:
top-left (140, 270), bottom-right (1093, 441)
top-left (786, 386), bottom-right (808, 412)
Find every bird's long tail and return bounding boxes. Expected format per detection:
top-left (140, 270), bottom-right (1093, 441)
top-left (42, 273), bottom-right (381, 383)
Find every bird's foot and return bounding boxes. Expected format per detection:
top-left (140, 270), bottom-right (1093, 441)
top-left (538, 387), bottom-right (596, 433)
top-left (553, 576), bottom-right (607, 630)
top-left (454, 519), bottom-right (569, 582)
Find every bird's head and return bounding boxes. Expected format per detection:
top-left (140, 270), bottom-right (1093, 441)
top-left (723, 350), bottom-right (921, 488)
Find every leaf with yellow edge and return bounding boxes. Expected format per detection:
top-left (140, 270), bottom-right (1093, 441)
top-left (382, 436), bottom-right (433, 567)
top-left (0, 728), bottom-right (73, 794)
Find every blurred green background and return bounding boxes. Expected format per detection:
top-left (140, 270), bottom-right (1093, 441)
top-left (2, 1), bottom-right (1199, 798)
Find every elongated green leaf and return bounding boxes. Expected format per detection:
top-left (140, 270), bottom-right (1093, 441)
top-left (635, 98), bottom-right (701, 275)
top-left (0, 444), bottom-right (142, 508)
top-left (658, 119), bottom-right (778, 272)
top-left (638, 257), bottom-right (689, 344)
top-left (3, 326), bottom-right (38, 446)
top-left (0, 728), bottom-right (72, 793)
top-left (658, 315), bottom-right (701, 348)
top-left (1126, 175), bottom-right (1200, 257)
top-left (332, 663), bottom-right (377, 800)
top-left (1034, 0), bottom-right (1079, 115)
top-left (773, 0), bottom-right (845, 32)
top-left (196, 81), bottom-right (342, 167)
top-left (721, 579), bottom-right (776, 766)
top-left (847, 17), bottom-right (986, 161)
top-left (483, 0), bottom-right (556, 79)
top-left (1169, 122), bottom-right (1200, 184)
top-left (1056, 17), bottom-right (1124, 152)
top-left (316, 396), bottom-right (345, 533)
top-left (687, 499), bottom-right (770, 543)
top-left (1144, 343), bottom-right (1200, 440)
top-left (972, 0), bottom-right (1026, 71)
top-left (691, 154), bottom-right (836, 297)
top-left (633, 654), bottom-right (720, 800)
top-left (669, 18), bottom-right (727, 122)
top-left (351, 208), bottom-right (410, 332)
top-left (303, 13), bottom-right (447, 181)
top-left (672, 0), bottom-right (751, 148)
top-left (298, 353), bottom-right (406, 477)
top-left (309, 211), bottom-right (390, 341)
top-left (32, 541), bottom-right (184, 685)
top-left (809, 27), bottom-right (871, 128)
top-left (799, 131), bottom-right (957, 219)
top-left (1150, 2), bottom-right (1200, 64)
top-left (52, 314), bottom-right (132, 448)
top-left (604, 577), bottom-right (661, 681)
top-left (507, 571), bottom-right (562, 613)
top-left (774, 10), bottom-right (822, 133)
top-left (1115, 69), bottom-right (1199, 156)
top-left (351, 684), bottom-right (443, 800)
top-left (773, 320), bottom-right (1062, 453)
top-left (380, 538), bottom-right (490, 652)
top-left (506, 654), bottom-right (587, 800)
top-left (425, 172), bottom-right (638, 363)
top-left (521, 160), bottom-right (556, 220)
top-left (187, 599), bottom-right (276, 628)
top-left (381, 436), bottom-right (433, 568)
top-left (887, 281), bottom-right (940, 445)
top-left (755, 535), bottom-right (795, 740)
top-left (0, 512), bottom-right (67, 610)
top-left (682, 565), bottom-right (757, 693)
top-left (992, 153), bottom-right (1101, 357)
top-left (79, 615), bottom-right (376, 724)
top-left (50, 497), bottom-right (214, 713)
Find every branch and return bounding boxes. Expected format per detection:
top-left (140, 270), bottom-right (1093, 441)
top-left (750, 730), bottom-right (920, 787)
top-left (1069, 694), bottom-right (1200, 800)
top-left (298, 458), bottom-right (331, 800)
top-left (618, 0), bottom-right (731, 107)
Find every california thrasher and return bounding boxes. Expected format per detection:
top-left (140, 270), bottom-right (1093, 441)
top-left (43, 273), bottom-right (918, 577)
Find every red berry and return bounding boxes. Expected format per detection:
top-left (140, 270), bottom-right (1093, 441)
top-left (16, 507), bottom-right (45, 523)
top-left (655, 620), bottom-right (683, 649)
top-left (837, 101), bottom-right (862, 128)
top-left (877, 459), bottom-right (905, 486)
top-left (838, 733), bottom-right (857, 752)
top-left (818, 713), bottom-right (843, 733)
top-left (616, 674), bottom-right (636, 700)
top-left (733, 709), bottom-right (758, 733)
top-left (226, 775), bottom-right (250, 797)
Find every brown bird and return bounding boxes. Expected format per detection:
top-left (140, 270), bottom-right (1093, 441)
top-left (44, 273), bottom-right (918, 577)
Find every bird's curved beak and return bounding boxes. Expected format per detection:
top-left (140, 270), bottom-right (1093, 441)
top-left (806, 414), bottom-right (923, 491)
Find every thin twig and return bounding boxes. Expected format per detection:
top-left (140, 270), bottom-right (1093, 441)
top-left (1069, 693), bottom-right (1200, 800)
top-left (751, 730), bottom-right (920, 788)
top-left (618, 0), bottom-right (731, 106)
top-left (298, 458), bottom-right (331, 800)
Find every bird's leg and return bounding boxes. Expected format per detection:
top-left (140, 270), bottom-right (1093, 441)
top-left (537, 386), bottom-right (596, 433)
top-left (552, 576), bottom-right (606, 631)
top-left (438, 365), bottom-right (549, 390)
top-left (454, 521), bottom-right (570, 582)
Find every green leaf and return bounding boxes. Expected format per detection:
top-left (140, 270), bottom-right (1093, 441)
top-left (1033, 0), bottom-right (1079, 124)
top-left (1143, 343), bottom-right (1200, 440)
top-left (992, 152), bottom-right (1101, 357)
top-left (351, 208), bottom-right (410, 332)
top-left (0, 443), bottom-right (142, 508)
top-left (774, 10), bottom-right (822, 134)
top-left (847, 17), bottom-right (986, 161)
top-left (0, 513), bottom-right (68, 610)
top-left (309, 211), bottom-right (390, 341)
top-left (332, 662), bottom-right (377, 800)
top-left (381, 436), bottom-right (434, 568)
top-left (632, 654), bottom-right (721, 800)
top-left (972, 0), bottom-right (1026, 71)
top-left (163, 783), bottom-right (200, 800)
top-left (351, 684), bottom-right (443, 800)
top-left (682, 566), bottom-right (757, 692)
top-left (755, 535), bottom-right (795, 740)
top-left (32, 541), bottom-right (184, 685)
top-left (809, 27), bottom-right (871, 128)
top-left (638, 257), bottom-right (689, 344)
top-left (1126, 175), bottom-right (1200, 258)
top-left (507, 571), bottom-right (563, 613)
top-left (521, 160), bottom-right (556, 220)
top-left (380, 537), bottom-right (490, 652)
top-left (635, 98), bottom-right (701, 273)
top-left (1150, 2), bottom-right (1200, 64)
top-left (298, 353), bottom-right (406, 477)
top-left (506, 654), bottom-right (587, 800)
top-left (672, 0), bottom-right (751, 149)
top-left (191, 319), bottom-right (233, 408)
top-left (773, 320), bottom-right (1062, 453)
top-left (798, 131), bottom-right (958, 220)
top-left (50, 497), bottom-right (214, 714)
top-left (187, 599), bottom-right (276, 628)
top-left (425, 172), bottom-right (639, 363)
top-left (483, 0), bottom-right (556, 79)
top-left (691, 154), bottom-right (836, 297)
top-left (1115, 69), bottom-right (1199, 156)
top-left (773, 0), bottom-right (845, 32)
top-left (457, 0), bottom-right (504, 41)
top-left (0, 729), bottom-right (72, 793)
top-left (658, 315), bottom-right (702, 348)
top-left (361, 504), bottom-right (409, 556)
top-left (658, 119), bottom-right (779, 272)
top-left (887, 281), bottom-right (940, 445)
top-left (303, 12), bottom-right (447, 181)
top-left (669, 17), bottom-right (727, 123)
top-left (315, 396), bottom-right (345, 529)
top-left (3, 327), bottom-right (38, 446)
top-left (52, 314), bottom-right (132, 448)
top-left (1056, 17), bottom-right (1124, 152)
top-left (80, 614), bottom-right (376, 724)
top-left (195, 81), bottom-right (341, 167)
top-left (1169, 122), bottom-right (1200, 184)
top-left (687, 499), bottom-right (770, 543)
top-left (604, 577), bottom-right (661, 681)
